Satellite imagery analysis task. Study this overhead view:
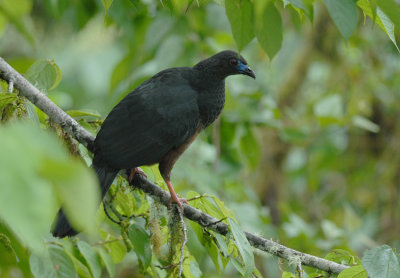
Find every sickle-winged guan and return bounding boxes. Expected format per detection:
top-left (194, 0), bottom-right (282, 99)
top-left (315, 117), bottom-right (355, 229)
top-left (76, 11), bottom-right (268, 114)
top-left (52, 50), bottom-right (256, 237)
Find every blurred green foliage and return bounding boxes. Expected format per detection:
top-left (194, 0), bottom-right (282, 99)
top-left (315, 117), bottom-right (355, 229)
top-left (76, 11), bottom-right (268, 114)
top-left (0, 0), bottom-right (400, 277)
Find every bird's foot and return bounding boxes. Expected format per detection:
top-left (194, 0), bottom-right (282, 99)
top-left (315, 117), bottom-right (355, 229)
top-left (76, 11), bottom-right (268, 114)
top-left (129, 167), bottom-right (147, 183)
top-left (164, 179), bottom-right (187, 213)
top-left (169, 194), bottom-right (188, 212)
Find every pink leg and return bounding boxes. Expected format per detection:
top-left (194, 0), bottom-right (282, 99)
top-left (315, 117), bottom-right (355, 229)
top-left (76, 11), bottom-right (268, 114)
top-left (129, 167), bottom-right (147, 182)
top-left (165, 179), bottom-right (187, 212)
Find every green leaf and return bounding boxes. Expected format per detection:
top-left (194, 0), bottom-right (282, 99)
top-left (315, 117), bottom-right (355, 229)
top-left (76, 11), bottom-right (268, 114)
top-left (322, 0), bottom-right (358, 41)
top-left (77, 241), bottom-right (102, 278)
top-left (101, 0), bottom-right (114, 12)
top-left (325, 249), bottom-right (361, 265)
top-left (30, 252), bottom-right (57, 278)
top-left (357, 0), bottom-right (399, 52)
top-left (99, 230), bottom-right (127, 263)
top-left (190, 221), bottom-right (222, 275)
top-left (25, 59), bottom-right (62, 91)
top-left (225, 0), bottom-right (255, 51)
top-left (283, 0), bottom-right (313, 18)
top-left (96, 247), bottom-right (115, 278)
top-left (376, 9), bottom-right (400, 53)
top-left (41, 157), bottom-right (99, 236)
top-left (228, 218), bottom-right (255, 277)
top-left (128, 223), bottom-right (152, 269)
top-left (377, 0), bottom-right (400, 33)
top-left (255, 1), bottom-right (283, 59)
top-left (338, 265), bottom-right (368, 278)
top-left (0, 93), bottom-right (17, 109)
top-left (66, 110), bottom-right (101, 119)
top-left (362, 245), bottom-right (400, 278)
top-left (0, 123), bottom-right (61, 251)
top-left (48, 245), bottom-right (77, 278)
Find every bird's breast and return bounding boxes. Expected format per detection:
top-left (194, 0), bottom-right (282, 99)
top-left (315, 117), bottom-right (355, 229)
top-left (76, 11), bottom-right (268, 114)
top-left (197, 85), bottom-right (225, 127)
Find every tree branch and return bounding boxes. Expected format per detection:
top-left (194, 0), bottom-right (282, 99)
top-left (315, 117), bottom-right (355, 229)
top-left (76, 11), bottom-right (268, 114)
top-left (0, 57), bottom-right (349, 275)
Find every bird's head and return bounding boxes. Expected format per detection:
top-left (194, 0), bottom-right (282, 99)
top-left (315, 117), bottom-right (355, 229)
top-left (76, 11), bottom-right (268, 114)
top-left (194, 50), bottom-right (256, 80)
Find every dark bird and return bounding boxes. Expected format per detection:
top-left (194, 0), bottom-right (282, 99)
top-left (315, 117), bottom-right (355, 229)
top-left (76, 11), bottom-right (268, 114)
top-left (52, 50), bottom-right (255, 237)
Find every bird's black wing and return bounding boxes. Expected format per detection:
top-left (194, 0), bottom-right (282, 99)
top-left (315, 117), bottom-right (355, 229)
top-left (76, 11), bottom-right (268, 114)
top-left (94, 69), bottom-right (200, 169)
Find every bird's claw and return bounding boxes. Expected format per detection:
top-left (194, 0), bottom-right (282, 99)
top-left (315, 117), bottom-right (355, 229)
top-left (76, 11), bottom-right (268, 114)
top-left (129, 167), bottom-right (147, 183)
top-left (169, 196), bottom-right (188, 213)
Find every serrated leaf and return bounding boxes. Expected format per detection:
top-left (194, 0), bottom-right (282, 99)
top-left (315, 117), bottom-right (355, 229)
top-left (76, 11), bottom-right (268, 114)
top-left (25, 59), bottom-right (62, 91)
top-left (48, 245), bottom-right (77, 278)
top-left (128, 223), bottom-right (152, 269)
top-left (96, 247), bottom-right (115, 278)
top-left (0, 93), bottom-right (17, 109)
top-left (77, 241), bottom-right (102, 278)
top-left (228, 218), bottom-right (255, 277)
top-left (338, 265), bottom-right (368, 278)
top-left (255, 1), bottom-right (283, 59)
top-left (362, 245), bottom-right (400, 278)
top-left (322, 0), bottom-right (358, 41)
top-left (225, 0), bottom-right (255, 51)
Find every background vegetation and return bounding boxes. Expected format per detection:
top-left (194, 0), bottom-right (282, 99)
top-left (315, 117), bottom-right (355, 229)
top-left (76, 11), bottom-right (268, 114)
top-left (0, 0), bottom-right (399, 277)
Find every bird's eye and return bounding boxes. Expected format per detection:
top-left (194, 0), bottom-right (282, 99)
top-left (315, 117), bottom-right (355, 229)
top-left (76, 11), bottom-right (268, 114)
top-left (230, 59), bottom-right (238, 66)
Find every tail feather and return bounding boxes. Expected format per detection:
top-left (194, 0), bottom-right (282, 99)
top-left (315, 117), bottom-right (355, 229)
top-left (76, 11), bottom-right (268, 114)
top-left (52, 163), bottom-right (118, 238)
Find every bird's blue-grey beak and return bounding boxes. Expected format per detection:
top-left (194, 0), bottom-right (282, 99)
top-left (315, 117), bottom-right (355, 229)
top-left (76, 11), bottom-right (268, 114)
top-left (238, 61), bottom-right (256, 79)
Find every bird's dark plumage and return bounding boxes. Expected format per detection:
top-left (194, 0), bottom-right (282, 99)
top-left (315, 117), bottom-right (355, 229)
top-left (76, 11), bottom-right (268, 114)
top-left (52, 50), bottom-right (255, 237)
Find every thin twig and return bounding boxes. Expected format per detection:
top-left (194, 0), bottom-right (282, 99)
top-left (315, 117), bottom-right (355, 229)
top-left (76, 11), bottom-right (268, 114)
top-left (178, 209), bottom-right (187, 278)
top-left (297, 263), bottom-right (304, 278)
top-left (0, 57), bottom-right (350, 275)
top-left (8, 79), bottom-right (13, 93)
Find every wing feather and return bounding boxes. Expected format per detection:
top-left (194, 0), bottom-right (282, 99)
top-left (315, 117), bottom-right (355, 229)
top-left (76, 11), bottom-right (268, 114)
top-left (94, 70), bottom-right (200, 169)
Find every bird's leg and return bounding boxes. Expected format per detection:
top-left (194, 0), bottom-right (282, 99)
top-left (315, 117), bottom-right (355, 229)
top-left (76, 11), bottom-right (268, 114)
top-left (129, 167), bottom-right (147, 182)
top-left (164, 179), bottom-right (188, 212)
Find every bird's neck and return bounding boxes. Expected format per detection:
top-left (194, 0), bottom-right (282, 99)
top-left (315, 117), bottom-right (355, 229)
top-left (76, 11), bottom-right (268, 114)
top-left (189, 68), bottom-right (226, 127)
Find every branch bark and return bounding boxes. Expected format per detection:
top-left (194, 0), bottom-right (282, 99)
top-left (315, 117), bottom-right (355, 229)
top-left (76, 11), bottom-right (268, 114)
top-left (0, 57), bottom-right (349, 275)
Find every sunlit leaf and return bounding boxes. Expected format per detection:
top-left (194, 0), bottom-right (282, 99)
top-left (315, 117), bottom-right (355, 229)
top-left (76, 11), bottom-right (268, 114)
top-left (0, 93), bottom-right (17, 109)
top-left (338, 265), bottom-right (368, 278)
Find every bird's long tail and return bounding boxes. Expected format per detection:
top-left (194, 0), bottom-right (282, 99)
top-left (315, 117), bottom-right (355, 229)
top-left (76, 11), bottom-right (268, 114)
top-left (52, 163), bottom-right (118, 238)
